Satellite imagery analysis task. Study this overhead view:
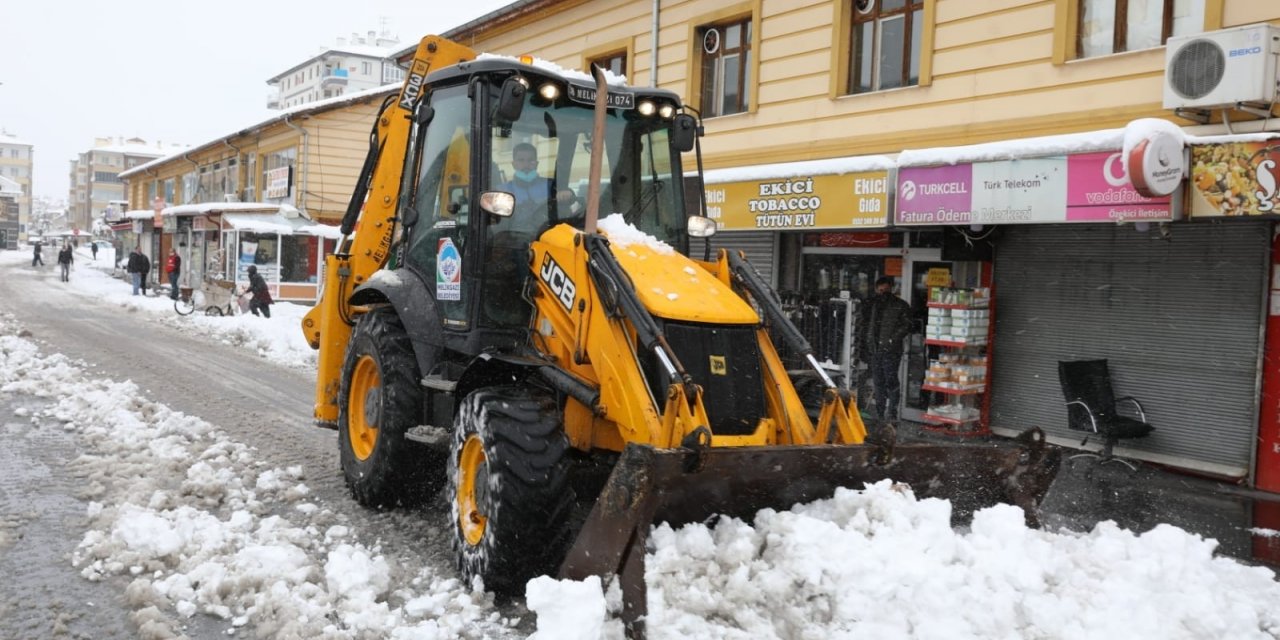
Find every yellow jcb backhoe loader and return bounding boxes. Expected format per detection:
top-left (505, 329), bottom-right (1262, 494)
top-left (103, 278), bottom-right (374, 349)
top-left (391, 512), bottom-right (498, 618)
top-left (301, 35), bottom-right (1060, 636)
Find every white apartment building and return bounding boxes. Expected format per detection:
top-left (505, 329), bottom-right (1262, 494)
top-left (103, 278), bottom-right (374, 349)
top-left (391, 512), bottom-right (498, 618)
top-left (67, 137), bottom-right (173, 233)
top-left (0, 131), bottom-right (34, 242)
top-left (266, 30), bottom-right (403, 109)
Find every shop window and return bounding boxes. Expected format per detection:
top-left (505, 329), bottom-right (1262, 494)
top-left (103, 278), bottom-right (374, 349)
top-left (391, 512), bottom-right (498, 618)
top-left (244, 154), bottom-right (257, 202)
top-left (182, 171), bottom-right (197, 204)
top-left (263, 148), bottom-right (297, 202)
top-left (280, 234), bottom-right (319, 283)
top-left (1078, 0), bottom-right (1203, 58)
top-left (847, 0), bottom-right (925, 94)
top-left (236, 231), bottom-right (278, 281)
top-left (698, 17), bottom-right (752, 117)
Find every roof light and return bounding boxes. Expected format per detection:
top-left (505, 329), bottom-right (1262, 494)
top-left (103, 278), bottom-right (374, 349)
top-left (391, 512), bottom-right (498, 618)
top-left (519, 55), bottom-right (535, 66)
top-left (637, 100), bottom-right (656, 116)
top-left (538, 82), bottom-right (560, 101)
top-left (658, 103), bottom-right (676, 119)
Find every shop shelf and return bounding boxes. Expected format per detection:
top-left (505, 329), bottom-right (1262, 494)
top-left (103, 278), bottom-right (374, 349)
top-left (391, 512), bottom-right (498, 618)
top-left (925, 338), bottom-right (988, 348)
top-left (921, 383), bottom-right (985, 395)
top-left (922, 412), bottom-right (981, 426)
top-left (926, 302), bottom-right (990, 310)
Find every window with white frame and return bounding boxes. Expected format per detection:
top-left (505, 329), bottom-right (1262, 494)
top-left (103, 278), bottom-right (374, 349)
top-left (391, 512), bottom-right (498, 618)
top-left (362, 61), bottom-right (372, 75)
top-left (1078, 0), bottom-right (1204, 58)
top-left (698, 17), bottom-right (752, 117)
top-left (847, 0), bottom-right (925, 94)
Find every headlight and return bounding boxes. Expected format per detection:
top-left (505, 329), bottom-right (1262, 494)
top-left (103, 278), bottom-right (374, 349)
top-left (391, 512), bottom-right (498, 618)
top-left (658, 103), bottom-right (676, 119)
top-left (637, 100), bottom-right (656, 116)
top-left (538, 82), bottom-right (560, 101)
top-left (686, 215), bottom-right (717, 238)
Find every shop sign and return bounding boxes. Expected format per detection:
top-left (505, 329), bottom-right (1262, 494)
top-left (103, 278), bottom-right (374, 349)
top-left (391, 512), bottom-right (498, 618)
top-left (152, 196), bottom-right (165, 228)
top-left (192, 216), bottom-right (213, 232)
top-left (925, 268), bottom-right (951, 287)
top-left (1188, 141), bottom-right (1280, 217)
top-left (895, 153), bottom-right (1171, 226)
top-left (704, 171), bottom-right (889, 231)
top-left (265, 166), bottom-right (292, 199)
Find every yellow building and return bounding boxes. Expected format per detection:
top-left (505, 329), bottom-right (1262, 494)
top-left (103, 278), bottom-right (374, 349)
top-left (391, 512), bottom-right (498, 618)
top-left (118, 88), bottom-right (391, 302)
top-left (436, 1), bottom-right (1279, 483)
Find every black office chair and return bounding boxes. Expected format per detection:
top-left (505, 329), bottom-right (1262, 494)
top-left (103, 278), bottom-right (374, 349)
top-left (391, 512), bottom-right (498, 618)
top-left (1057, 359), bottom-right (1155, 471)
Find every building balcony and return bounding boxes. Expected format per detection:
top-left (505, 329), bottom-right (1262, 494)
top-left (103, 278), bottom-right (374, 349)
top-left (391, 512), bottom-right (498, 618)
top-left (322, 68), bottom-right (349, 88)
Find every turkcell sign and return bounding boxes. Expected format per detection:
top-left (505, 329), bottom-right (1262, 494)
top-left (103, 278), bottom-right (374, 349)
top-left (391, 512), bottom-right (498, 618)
top-left (566, 84), bottom-right (635, 109)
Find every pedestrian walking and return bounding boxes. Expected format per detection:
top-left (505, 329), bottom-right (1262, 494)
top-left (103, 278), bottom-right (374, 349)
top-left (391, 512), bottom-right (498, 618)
top-left (31, 241), bottom-right (44, 267)
top-left (245, 264), bottom-right (273, 318)
top-left (165, 248), bottom-right (181, 300)
top-left (91, 241), bottom-right (98, 261)
top-left (57, 243), bottom-right (74, 282)
top-left (126, 247), bottom-right (145, 295)
top-left (859, 276), bottom-right (913, 422)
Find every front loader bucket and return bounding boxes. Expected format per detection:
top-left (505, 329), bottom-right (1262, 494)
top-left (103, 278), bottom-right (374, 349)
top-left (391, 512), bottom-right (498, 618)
top-left (559, 428), bottom-right (1060, 638)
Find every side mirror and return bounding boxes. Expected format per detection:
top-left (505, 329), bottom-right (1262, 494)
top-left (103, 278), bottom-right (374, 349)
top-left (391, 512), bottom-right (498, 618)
top-left (480, 191), bottom-right (515, 218)
top-left (495, 78), bottom-right (527, 125)
top-left (671, 114), bottom-right (698, 152)
top-left (687, 215), bottom-right (717, 238)
top-left (415, 103), bottom-right (435, 125)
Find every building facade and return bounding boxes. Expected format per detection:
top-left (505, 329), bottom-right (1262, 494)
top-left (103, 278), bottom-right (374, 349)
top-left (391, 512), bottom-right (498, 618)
top-left (424, 0), bottom-right (1280, 490)
top-left (0, 131), bottom-right (34, 242)
top-left (266, 30), bottom-right (404, 109)
top-left (67, 138), bottom-right (172, 234)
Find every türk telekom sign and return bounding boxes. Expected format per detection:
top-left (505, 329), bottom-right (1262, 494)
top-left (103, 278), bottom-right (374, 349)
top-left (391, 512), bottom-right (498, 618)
top-left (895, 152), bottom-right (1172, 225)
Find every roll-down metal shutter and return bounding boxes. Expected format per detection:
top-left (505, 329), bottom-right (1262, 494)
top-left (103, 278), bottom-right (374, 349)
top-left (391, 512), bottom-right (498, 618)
top-left (991, 222), bottom-right (1268, 474)
top-left (704, 230), bottom-right (777, 288)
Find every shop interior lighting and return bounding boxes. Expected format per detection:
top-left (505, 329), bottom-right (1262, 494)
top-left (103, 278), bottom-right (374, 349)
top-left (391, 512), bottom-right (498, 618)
top-left (1134, 221), bottom-right (1151, 232)
top-left (539, 82), bottom-right (560, 101)
top-left (637, 100), bottom-right (657, 116)
top-left (969, 223), bottom-right (983, 232)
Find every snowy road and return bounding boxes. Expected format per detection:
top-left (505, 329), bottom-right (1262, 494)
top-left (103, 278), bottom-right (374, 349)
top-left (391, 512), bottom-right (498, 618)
top-left (0, 254), bottom-right (526, 639)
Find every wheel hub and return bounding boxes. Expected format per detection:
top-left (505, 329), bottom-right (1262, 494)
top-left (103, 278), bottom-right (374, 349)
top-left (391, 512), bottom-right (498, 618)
top-left (457, 435), bottom-right (489, 546)
top-left (348, 355), bottom-right (381, 461)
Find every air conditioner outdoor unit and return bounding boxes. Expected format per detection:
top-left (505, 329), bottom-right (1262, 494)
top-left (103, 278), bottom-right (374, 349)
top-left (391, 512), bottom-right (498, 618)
top-left (1163, 23), bottom-right (1280, 111)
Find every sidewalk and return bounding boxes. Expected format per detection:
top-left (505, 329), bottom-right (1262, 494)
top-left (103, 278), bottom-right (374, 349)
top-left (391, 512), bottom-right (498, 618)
top-left (887, 417), bottom-right (1280, 569)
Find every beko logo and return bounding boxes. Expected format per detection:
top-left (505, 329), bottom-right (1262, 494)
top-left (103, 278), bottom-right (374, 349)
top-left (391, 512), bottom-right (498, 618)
top-left (1229, 46), bottom-right (1263, 58)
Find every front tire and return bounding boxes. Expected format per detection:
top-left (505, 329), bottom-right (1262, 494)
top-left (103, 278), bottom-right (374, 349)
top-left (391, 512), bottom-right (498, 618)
top-left (449, 386), bottom-right (573, 594)
top-left (338, 309), bottom-right (442, 507)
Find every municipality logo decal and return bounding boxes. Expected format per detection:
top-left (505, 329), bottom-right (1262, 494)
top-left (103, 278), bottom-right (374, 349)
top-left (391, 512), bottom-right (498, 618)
top-left (900, 180), bottom-right (917, 201)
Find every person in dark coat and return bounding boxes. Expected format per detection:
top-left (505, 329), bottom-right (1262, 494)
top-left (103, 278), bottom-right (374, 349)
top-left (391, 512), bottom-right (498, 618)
top-left (90, 241), bottom-right (98, 261)
top-left (860, 276), bottom-right (913, 422)
top-left (57, 243), bottom-right (74, 282)
top-left (245, 264), bottom-right (273, 318)
top-left (138, 251), bottom-right (151, 295)
top-left (31, 241), bottom-right (44, 267)
top-left (126, 248), bottom-right (144, 295)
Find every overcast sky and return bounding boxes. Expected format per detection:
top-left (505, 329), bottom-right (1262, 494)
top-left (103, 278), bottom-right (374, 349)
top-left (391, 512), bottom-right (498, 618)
top-left (0, 0), bottom-right (515, 201)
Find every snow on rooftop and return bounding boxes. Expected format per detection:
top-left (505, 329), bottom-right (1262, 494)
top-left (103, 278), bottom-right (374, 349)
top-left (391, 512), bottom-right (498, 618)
top-left (702, 155), bottom-right (896, 184)
top-left (0, 132), bottom-right (34, 147)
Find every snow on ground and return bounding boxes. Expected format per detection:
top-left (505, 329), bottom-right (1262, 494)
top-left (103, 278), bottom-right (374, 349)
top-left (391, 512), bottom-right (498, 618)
top-left (3, 246), bottom-right (318, 369)
top-left (0, 309), bottom-right (515, 639)
top-left (6, 245), bottom-right (1280, 638)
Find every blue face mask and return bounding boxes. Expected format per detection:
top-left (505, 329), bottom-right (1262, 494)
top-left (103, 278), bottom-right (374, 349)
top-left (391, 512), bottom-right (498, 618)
top-left (514, 169), bottom-right (539, 182)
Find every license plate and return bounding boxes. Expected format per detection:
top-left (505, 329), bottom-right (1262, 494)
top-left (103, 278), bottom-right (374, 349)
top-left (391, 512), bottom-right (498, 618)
top-left (566, 84), bottom-right (634, 109)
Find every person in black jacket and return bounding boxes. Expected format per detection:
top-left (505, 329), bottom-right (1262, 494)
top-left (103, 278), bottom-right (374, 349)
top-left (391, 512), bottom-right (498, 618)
top-left (138, 251), bottom-right (151, 296)
top-left (860, 276), bottom-right (913, 422)
top-left (56, 243), bottom-right (74, 282)
top-left (126, 248), bottom-right (144, 295)
top-left (245, 264), bottom-right (273, 318)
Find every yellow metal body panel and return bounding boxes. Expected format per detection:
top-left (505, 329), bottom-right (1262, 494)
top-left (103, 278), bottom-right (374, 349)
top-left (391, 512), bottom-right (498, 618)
top-left (530, 224), bottom-right (865, 453)
top-left (604, 236), bottom-right (757, 325)
top-left (301, 36), bottom-right (476, 424)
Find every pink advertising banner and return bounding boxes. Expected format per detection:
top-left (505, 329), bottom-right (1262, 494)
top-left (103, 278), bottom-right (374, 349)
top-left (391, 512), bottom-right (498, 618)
top-left (895, 152), bottom-right (1171, 225)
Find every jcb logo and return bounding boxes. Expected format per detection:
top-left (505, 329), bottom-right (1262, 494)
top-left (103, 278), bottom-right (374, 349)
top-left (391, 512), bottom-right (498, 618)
top-left (709, 355), bottom-right (727, 375)
top-left (539, 254), bottom-right (576, 310)
top-left (399, 72), bottom-right (426, 111)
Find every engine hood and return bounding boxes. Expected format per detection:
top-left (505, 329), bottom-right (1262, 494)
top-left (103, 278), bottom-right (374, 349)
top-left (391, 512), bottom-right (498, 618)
top-left (603, 232), bottom-right (758, 325)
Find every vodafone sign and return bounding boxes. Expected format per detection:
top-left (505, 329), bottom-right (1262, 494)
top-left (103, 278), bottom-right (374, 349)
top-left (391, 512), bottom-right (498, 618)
top-left (1128, 131), bottom-right (1185, 198)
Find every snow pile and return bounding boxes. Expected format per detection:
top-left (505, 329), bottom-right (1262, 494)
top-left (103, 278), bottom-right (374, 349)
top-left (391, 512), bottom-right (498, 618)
top-left (0, 313), bottom-right (515, 638)
top-left (598, 213), bottom-right (675, 255)
top-left (532, 483), bottom-right (1280, 639)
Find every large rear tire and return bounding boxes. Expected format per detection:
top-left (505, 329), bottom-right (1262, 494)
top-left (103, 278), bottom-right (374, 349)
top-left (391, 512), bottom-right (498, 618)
top-left (338, 309), bottom-right (443, 507)
top-left (449, 386), bottom-right (573, 593)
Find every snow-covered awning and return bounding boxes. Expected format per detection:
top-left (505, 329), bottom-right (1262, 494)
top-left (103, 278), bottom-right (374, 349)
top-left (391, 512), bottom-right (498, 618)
top-left (162, 202), bottom-right (306, 219)
top-left (220, 212), bottom-right (339, 238)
